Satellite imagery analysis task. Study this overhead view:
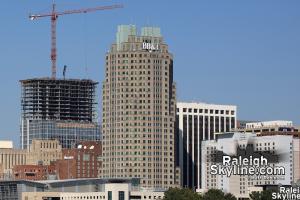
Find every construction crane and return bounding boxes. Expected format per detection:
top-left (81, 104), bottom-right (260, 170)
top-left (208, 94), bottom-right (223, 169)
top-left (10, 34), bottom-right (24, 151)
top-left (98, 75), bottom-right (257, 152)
top-left (29, 3), bottom-right (123, 79)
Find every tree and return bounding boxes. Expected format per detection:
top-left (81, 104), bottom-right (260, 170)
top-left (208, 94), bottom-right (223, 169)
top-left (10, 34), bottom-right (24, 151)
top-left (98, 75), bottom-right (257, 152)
top-left (202, 189), bottom-right (237, 200)
top-left (224, 193), bottom-right (237, 200)
top-left (163, 188), bottom-right (237, 200)
top-left (163, 188), bottom-right (202, 200)
top-left (250, 191), bottom-right (261, 200)
top-left (249, 190), bottom-right (273, 200)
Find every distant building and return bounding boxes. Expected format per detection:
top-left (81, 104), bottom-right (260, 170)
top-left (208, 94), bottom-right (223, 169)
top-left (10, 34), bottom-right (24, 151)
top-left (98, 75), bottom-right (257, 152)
top-left (20, 78), bottom-right (101, 149)
top-left (0, 144), bottom-right (27, 180)
top-left (0, 141), bottom-right (13, 149)
top-left (56, 141), bottom-right (102, 179)
top-left (0, 178), bottom-right (164, 200)
top-left (255, 131), bottom-right (300, 183)
top-left (21, 178), bottom-right (164, 200)
top-left (26, 139), bottom-right (62, 165)
top-left (237, 120), bottom-right (298, 133)
top-left (201, 132), bottom-right (297, 199)
top-left (236, 120), bottom-right (257, 129)
top-left (176, 102), bottom-right (237, 189)
top-left (13, 164), bottom-right (56, 181)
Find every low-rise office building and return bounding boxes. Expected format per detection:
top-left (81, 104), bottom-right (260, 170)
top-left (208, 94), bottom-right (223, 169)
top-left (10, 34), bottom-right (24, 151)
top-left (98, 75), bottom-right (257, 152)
top-left (13, 164), bottom-right (56, 181)
top-left (0, 142), bottom-right (27, 180)
top-left (26, 139), bottom-right (62, 165)
top-left (237, 120), bottom-right (298, 133)
top-left (56, 141), bottom-right (102, 179)
top-left (0, 178), bottom-right (164, 200)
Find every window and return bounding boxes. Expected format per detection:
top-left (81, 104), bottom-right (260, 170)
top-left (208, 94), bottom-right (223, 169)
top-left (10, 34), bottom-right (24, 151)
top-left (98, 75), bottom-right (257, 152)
top-left (83, 154), bottom-right (90, 161)
top-left (119, 191), bottom-right (125, 200)
top-left (108, 191), bottom-right (112, 200)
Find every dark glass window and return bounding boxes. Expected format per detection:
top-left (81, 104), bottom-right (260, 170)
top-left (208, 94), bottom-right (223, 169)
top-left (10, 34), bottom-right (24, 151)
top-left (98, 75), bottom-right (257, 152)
top-left (183, 115), bottom-right (187, 186)
top-left (226, 117), bottom-right (230, 132)
top-left (231, 117), bottom-right (235, 129)
top-left (119, 191), bottom-right (125, 200)
top-left (108, 191), bottom-right (112, 200)
top-left (215, 117), bottom-right (220, 133)
top-left (188, 115), bottom-right (193, 187)
top-left (200, 116), bottom-right (203, 141)
top-left (205, 116), bottom-right (209, 140)
top-left (194, 115), bottom-right (198, 188)
top-left (210, 116), bottom-right (214, 139)
top-left (221, 117), bottom-right (225, 132)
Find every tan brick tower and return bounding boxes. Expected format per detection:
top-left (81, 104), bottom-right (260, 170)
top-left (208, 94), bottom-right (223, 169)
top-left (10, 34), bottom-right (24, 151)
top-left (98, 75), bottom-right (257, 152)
top-left (102, 25), bottom-right (177, 189)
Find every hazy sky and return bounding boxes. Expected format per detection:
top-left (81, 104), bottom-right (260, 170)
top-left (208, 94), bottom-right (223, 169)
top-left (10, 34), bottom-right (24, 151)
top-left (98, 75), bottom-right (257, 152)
top-left (0, 0), bottom-right (299, 146)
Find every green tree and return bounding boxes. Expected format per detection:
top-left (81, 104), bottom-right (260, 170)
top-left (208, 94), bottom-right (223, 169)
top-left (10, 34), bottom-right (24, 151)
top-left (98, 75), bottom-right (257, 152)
top-left (250, 190), bottom-right (273, 200)
top-left (202, 189), bottom-right (236, 200)
top-left (224, 193), bottom-right (237, 200)
top-left (163, 188), bottom-right (202, 200)
top-left (164, 188), bottom-right (237, 200)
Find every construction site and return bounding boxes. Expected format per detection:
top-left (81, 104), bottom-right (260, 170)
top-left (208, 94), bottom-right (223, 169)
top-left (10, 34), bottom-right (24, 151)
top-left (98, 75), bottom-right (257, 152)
top-left (17, 3), bottom-right (123, 149)
top-left (20, 78), bottom-right (97, 122)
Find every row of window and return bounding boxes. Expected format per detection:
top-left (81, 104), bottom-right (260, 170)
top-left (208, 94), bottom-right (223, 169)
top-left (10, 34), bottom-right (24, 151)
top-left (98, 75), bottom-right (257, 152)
top-left (179, 108), bottom-right (235, 115)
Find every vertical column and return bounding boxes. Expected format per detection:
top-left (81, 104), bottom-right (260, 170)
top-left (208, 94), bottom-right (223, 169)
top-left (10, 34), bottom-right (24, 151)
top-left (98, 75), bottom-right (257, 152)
top-left (186, 113), bottom-right (189, 186)
top-left (197, 113), bottom-right (200, 189)
top-left (192, 113), bottom-right (194, 188)
top-left (179, 109), bottom-right (184, 186)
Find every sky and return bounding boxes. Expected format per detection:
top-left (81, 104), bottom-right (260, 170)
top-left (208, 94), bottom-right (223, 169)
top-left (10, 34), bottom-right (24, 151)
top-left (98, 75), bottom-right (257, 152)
top-left (0, 0), bottom-right (299, 146)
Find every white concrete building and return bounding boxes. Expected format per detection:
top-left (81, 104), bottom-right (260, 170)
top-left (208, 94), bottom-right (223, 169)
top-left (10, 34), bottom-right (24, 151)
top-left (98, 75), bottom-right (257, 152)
top-left (0, 141), bottom-right (13, 149)
top-left (236, 120), bottom-right (298, 133)
top-left (201, 132), bottom-right (297, 199)
top-left (246, 121), bottom-right (293, 129)
top-left (176, 102), bottom-right (237, 189)
top-left (12, 178), bottom-right (165, 200)
top-left (22, 183), bottom-right (165, 200)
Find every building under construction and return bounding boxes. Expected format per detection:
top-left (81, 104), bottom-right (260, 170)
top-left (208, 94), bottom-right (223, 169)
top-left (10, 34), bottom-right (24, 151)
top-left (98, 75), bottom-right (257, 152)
top-left (20, 78), bottom-right (97, 122)
top-left (20, 78), bottom-right (100, 149)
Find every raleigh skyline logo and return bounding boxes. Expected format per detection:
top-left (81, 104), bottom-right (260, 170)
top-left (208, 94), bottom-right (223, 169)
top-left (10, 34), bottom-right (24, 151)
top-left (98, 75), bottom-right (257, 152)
top-left (272, 187), bottom-right (300, 200)
top-left (209, 144), bottom-right (286, 179)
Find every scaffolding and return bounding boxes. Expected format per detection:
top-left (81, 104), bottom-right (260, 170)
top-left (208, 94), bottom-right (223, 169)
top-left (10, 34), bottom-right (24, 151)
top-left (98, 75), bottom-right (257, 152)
top-left (20, 78), bottom-right (98, 122)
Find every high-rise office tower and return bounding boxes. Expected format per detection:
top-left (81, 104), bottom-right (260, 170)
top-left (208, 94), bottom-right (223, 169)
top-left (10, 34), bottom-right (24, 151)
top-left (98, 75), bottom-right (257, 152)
top-left (176, 102), bottom-right (237, 189)
top-left (102, 25), bottom-right (177, 189)
top-left (20, 78), bottom-right (101, 149)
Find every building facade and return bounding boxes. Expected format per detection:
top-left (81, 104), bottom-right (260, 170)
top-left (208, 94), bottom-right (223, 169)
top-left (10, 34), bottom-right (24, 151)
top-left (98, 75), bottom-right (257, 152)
top-left (237, 120), bottom-right (298, 133)
top-left (26, 139), bottom-right (62, 165)
top-left (19, 178), bottom-right (165, 200)
top-left (0, 145), bottom-right (27, 180)
top-left (56, 141), bottom-right (102, 179)
top-left (102, 25), bottom-right (177, 189)
top-left (176, 102), bottom-right (237, 189)
top-left (20, 78), bottom-right (100, 149)
top-left (21, 120), bottom-right (100, 149)
top-left (13, 164), bottom-right (56, 181)
top-left (201, 132), bottom-right (296, 199)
